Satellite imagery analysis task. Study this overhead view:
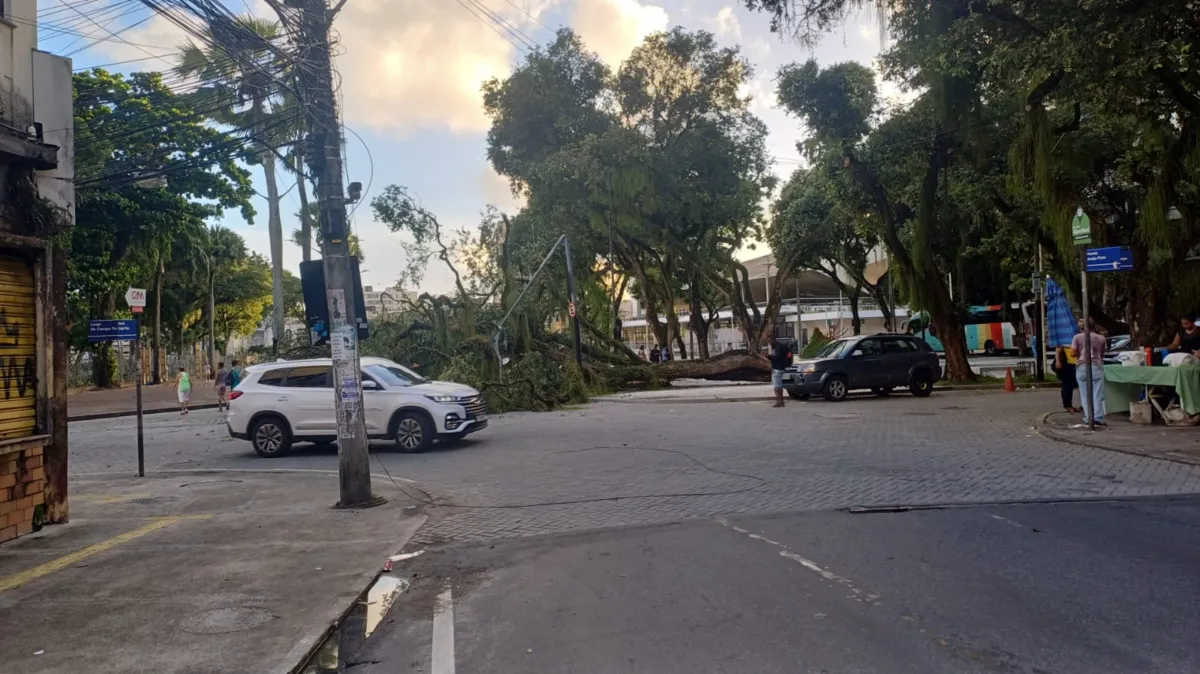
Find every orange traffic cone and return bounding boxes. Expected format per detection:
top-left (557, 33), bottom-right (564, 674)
top-left (1003, 367), bottom-right (1016, 393)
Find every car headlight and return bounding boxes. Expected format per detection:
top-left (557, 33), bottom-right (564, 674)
top-left (424, 394), bottom-right (459, 403)
top-left (799, 364), bottom-right (819, 374)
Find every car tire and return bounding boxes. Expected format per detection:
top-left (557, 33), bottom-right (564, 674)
top-left (822, 376), bottom-right (848, 402)
top-left (909, 372), bottom-right (935, 397)
top-left (872, 387), bottom-right (892, 396)
top-left (394, 411), bottom-right (434, 453)
top-left (251, 416), bottom-right (292, 458)
top-left (786, 389), bottom-right (810, 400)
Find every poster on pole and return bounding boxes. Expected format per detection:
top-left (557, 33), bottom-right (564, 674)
top-left (327, 288), bottom-right (347, 328)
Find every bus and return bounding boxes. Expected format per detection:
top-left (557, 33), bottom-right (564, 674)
top-left (905, 304), bottom-right (1033, 356)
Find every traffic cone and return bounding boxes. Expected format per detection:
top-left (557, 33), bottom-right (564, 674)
top-left (1003, 367), bottom-right (1016, 393)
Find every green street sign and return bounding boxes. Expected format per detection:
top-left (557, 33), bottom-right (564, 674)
top-left (1072, 207), bottom-right (1091, 245)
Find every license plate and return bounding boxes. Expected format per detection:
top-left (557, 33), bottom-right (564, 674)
top-left (475, 414), bottom-right (487, 422)
top-left (782, 374), bottom-right (793, 382)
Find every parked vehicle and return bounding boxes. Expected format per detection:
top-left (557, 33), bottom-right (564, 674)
top-left (227, 357), bottom-right (487, 457)
top-left (782, 334), bottom-right (942, 402)
top-left (1103, 334), bottom-right (1133, 365)
top-left (907, 303), bottom-right (1035, 356)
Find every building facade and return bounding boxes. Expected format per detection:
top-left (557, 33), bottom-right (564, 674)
top-left (362, 284), bottom-right (417, 318)
top-left (0, 0), bottom-right (74, 542)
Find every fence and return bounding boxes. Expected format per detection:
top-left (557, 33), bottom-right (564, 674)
top-left (68, 347), bottom-right (206, 389)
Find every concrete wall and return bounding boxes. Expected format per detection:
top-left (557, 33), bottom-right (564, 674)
top-left (32, 49), bottom-right (74, 219)
top-left (0, 0), bottom-right (37, 129)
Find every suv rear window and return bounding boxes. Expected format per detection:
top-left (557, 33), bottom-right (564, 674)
top-left (257, 368), bottom-right (287, 386)
top-left (282, 366), bottom-right (332, 388)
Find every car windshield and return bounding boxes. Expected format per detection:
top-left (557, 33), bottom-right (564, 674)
top-left (364, 361), bottom-right (429, 387)
top-left (812, 339), bottom-right (854, 359)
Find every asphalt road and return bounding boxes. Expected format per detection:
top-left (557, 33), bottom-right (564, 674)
top-left (355, 499), bottom-right (1200, 674)
top-left (68, 390), bottom-right (1200, 672)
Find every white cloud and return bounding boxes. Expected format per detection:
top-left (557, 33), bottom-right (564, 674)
top-left (713, 7), bottom-right (742, 40)
top-left (571, 0), bottom-right (669, 66)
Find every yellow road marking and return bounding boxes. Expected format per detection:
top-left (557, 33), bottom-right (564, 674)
top-left (0, 514), bottom-right (211, 593)
top-left (74, 493), bottom-right (154, 505)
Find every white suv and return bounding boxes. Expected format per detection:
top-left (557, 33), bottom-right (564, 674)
top-left (227, 357), bottom-right (487, 457)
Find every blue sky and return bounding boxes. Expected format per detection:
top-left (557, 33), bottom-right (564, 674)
top-left (45, 0), bottom-right (890, 294)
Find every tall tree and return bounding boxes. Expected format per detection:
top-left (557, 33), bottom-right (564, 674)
top-left (174, 15), bottom-right (296, 350)
top-left (72, 69), bottom-right (254, 387)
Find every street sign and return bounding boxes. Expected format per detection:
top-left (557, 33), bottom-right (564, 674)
top-left (567, 301), bottom-right (576, 318)
top-left (1085, 246), bottom-right (1134, 273)
top-left (1071, 208), bottom-right (1091, 246)
top-left (124, 287), bottom-right (147, 309)
top-left (88, 319), bottom-right (138, 343)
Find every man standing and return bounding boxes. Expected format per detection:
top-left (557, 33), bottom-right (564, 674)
top-left (230, 359), bottom-right (243, 389)
top-left (214, 361), bottom-right (230, 411)
top-left (768, 335), bottom-right (793, 408)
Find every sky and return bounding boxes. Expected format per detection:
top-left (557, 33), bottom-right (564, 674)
top-left (43, 0), bottom-right (892, 294)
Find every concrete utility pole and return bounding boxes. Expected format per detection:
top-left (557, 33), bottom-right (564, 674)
top-left (294, 0), bottom-right (375, 507)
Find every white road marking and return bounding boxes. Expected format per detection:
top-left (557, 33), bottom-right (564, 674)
top-left (725, 522), bottom-right (881, 604)
top-left (986, 513), bottom-right (1024, 528)
top-left (432, 586), bottom-right (456, 674)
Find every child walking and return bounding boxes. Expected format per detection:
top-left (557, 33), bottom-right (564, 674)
top-left (175, 366), bottom-right (192, 416)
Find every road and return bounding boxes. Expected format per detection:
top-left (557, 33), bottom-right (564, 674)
top-left (69, 389), bottom-right (1200, 671)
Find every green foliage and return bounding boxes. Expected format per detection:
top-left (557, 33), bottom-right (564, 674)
top-left (800, 328), bottom-right (829, 359)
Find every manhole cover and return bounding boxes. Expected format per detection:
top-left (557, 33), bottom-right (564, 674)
top-left (180, 607), bottom-right (278, 634)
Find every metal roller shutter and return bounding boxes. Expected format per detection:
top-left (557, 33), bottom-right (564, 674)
top-left (0, 254), bottom-right (37, 439)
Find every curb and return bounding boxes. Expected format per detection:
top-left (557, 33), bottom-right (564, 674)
top-left (1033, 412), bottom-right (1200, 467)
top-left (597, 385), bottom-right (1055, 405)
top-left (69, 402), bottom-right (221, 422)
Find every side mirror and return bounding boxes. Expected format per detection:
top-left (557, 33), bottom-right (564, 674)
top-left (362, 379), bottom-right (380, 391)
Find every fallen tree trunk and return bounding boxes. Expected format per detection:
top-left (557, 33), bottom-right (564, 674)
top-left (593, 351), bottom-right (772, 389)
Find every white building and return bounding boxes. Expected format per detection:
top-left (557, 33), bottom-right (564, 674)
top-left (362, 284), bottom-right (418, 318)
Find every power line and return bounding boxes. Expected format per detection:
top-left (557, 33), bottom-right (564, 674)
top-left (454, 0), bottom-right (529, 54)
top-left (465, 0), bottom-right (536, 50)
top-left (498, 0), bottom-right (552, 32)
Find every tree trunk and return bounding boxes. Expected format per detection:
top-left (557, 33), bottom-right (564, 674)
top-left (632, 257), bottom-right (668, 348)
top-left (207, 268), bottom-right (216, 379)
top-left (263, 149), bottom-right (286, 350)
top-left (152, 257), bottom-right (163, 385)
top-left (296, 155), bottom-right (313, 263)
top-left (848, 286), bottom-right (862, 335)
top-left (688, 286), bottom-right (711, 360)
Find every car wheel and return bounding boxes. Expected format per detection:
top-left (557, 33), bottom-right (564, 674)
top-left (872, 387), bottom-right (893, 396)
top-left (394, 412), bottom-right (434, 453)
top-left (786, 389), bottom-right (810, 400)
top-left (822, 376), bottom-right (848, 402)
top-left (251, 416), bottom-right (291, 458)
top-left (910, 373), bottom-right (935, 397)
top-left (984, 340), bottom-right (998, 356)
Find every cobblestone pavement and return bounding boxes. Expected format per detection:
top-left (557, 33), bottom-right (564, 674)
top-left (69, 390), bottom-right (1200, 545)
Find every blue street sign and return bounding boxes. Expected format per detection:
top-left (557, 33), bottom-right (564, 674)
top-left (1085, 246), bottom-right (1133, 273)
top-left (88, 319), bottom-right (139, 342)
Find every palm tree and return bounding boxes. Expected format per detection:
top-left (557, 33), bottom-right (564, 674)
top-left (175, 16), bottom-right (294, 349)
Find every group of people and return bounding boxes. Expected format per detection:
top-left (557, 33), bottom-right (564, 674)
top-left (171, 359), bottom-right (243, 415)
top-left (1055, 315), bottom-right (1200, 426)
top-left (636, 345), bottom-right (673, 363)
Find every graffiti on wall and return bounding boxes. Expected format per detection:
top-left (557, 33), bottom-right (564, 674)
top-left (0, 308), bottom-right (35, 399)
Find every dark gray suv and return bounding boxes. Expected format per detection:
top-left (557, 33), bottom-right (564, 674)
top-left (782, 334), bottom-right (941, 402)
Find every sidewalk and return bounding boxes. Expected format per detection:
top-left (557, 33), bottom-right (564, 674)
top-left (68, 383), bottom-right (221, 421)
top-left (0, 471), bottom-right (424, 674)
top-left (1038, 411), bottom-right (1200, 466)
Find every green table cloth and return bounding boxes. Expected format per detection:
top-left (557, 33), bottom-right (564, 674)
top-left (1103, 364), bottom-right (1200, 415)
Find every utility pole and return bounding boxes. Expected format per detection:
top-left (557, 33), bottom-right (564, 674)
top-left (563, 235), bottom-right (584, 366)
top-left (293, 0), bottom-right (375, 507)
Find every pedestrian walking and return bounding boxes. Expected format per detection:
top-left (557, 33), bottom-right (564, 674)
top-left (174, 366), bottom-right (192, 416)
top-left (638, 346), bottom-right (647, 361)
top-left (214, 361), bottom-right (230, 411)
top-left (650, 345), bottom-right (661, 363)
top-left (230, 359), bottom-right (243, 389)
top-left (768, 335), bottom-right (792, 408)
top-left (1070, 319), bottom-right (1107, 425)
